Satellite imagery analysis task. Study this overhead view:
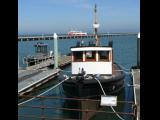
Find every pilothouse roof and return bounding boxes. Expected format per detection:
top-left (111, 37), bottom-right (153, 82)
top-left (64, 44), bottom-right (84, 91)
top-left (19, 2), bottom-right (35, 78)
top-left (71, 46), bottom-right (112, 51)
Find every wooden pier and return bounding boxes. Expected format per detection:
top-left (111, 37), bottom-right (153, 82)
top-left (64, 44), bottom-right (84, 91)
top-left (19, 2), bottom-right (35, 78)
top-left (18, 33), bottom-right (137, 41)
top-left (18, 55), bottom-right (71, 95)
top-left (18, 68), bottom-right (60, 95)
top-left (132, 69), bottom-right (140, 120)
top-left (25, 55), bottom-right (71, 70)
top-left (58, 55), bottom-right (71, 67)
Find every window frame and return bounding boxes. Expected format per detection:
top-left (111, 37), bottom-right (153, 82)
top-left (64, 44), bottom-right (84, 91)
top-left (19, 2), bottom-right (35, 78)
top-left (85, 51), bottom-right (96, 61)
top-left (72, 51), bottom-right (83, 62)
top-left (98, 51), bottom-right (110, 62)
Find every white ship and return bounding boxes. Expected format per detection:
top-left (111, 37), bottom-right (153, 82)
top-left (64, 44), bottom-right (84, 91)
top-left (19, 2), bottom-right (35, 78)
top-left (68, 31), bottom-right (87, 36)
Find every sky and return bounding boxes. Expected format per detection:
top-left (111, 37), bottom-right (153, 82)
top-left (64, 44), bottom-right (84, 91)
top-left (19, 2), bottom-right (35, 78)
top-left (18, 0), bottom-right (140, 35)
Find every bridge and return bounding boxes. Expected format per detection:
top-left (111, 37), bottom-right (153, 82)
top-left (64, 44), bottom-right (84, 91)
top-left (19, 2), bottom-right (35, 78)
top-left (18, 33), bottom-right (137, 42)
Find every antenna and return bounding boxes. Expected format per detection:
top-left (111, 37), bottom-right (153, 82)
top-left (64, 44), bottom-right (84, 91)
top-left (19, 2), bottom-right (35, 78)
top-left (93, 4), bottom-right (100, 46)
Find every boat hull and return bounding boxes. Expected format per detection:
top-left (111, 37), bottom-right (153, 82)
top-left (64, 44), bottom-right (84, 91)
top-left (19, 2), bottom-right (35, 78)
top-left (62, 64), bottom-right (125, 99)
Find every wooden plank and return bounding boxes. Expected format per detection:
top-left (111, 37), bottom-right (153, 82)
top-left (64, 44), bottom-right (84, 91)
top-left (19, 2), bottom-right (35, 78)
top-left (25, 55), bottom-right (71, 70)
top-left (18, 69), bottom-right (60, 94)
top-left (18, 55), bottom-right (71, 95)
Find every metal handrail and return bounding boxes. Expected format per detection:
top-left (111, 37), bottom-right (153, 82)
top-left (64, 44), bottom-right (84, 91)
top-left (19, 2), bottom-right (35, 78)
top-left (18, 95), bottom-right (137, 120)
top-left (18, 95), bottom-right (134, 104)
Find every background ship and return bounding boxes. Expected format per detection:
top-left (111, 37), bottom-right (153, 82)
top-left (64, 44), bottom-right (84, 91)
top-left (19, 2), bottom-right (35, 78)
top-left (68, 31), bottom-right (87, 36)
top-left (23, 42), bottom-right (54, 67)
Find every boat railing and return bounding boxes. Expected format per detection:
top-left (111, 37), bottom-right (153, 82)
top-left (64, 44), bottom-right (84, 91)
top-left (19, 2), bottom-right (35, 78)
top-left (18, 95), bottom-right (137, 120)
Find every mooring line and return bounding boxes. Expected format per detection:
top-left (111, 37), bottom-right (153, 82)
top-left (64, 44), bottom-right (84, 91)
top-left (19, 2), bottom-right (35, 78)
top-left (18, 75), bottom-right (69, 106)
top-left (94, 76), bottom-right (125, 120)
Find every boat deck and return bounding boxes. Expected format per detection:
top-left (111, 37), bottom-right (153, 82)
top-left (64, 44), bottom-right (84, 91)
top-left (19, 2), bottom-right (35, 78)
top-left (26, 59), bottom-right (54, 70)
top-left (132, 69), bottom-right (140, 120)
top-left (25, 53), bottom-right (53, 60)
top-left (25, 55), bottom-right (71, 70)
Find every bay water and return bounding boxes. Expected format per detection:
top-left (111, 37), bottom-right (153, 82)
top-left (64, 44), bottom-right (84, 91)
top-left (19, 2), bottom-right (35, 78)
top-left (18, 35), bottom-right (137, 120)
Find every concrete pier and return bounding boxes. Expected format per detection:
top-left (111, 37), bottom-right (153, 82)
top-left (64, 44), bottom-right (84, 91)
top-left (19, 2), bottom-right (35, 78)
top-left (132, 69), bottom-right (140, 120)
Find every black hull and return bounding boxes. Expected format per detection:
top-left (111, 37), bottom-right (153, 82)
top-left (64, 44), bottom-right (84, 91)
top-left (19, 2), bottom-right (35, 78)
top-left (62, 64), bottom-right (125, 99)
top-left (63, 78), bottom-right (124, 99)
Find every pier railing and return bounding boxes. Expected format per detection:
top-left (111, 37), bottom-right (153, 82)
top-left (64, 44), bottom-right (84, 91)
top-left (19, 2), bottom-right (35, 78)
top-left (18, 95), bottom-right (137, 120)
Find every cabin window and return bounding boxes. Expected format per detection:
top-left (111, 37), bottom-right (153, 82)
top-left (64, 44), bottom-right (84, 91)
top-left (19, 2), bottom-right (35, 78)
top-left (73, 51), bottom-right (83, 62)
top-left (35, 46), bottom-right (47, 53)
top-left (98, 51), bottom-right (110, 61)
top-left (85, 51), bottom-right (96, 61)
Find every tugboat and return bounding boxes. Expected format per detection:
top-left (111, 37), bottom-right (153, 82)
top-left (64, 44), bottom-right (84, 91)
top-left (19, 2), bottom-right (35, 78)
top-left (62, 4), bottom-right (125, 98)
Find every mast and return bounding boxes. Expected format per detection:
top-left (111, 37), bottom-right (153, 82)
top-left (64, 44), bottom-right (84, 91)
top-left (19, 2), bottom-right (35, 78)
top-left (93, 4), bottom-right (100, 46)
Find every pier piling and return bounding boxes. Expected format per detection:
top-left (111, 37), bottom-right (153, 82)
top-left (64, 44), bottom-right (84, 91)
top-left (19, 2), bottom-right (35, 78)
top-left (132, 69), bottom-right (140, 120)
top-left (137, 32), bottom-right (140, 67)
top-left (54, 33), bottom-right (58, 69)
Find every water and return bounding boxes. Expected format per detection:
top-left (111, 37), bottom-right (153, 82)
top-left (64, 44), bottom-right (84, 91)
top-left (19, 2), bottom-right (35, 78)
top-left (18, 35), bottom-right (137, 120)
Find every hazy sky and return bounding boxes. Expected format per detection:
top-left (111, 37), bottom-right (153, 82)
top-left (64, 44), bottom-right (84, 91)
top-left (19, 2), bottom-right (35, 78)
top-left (18, 0), bottom-right (140, 35)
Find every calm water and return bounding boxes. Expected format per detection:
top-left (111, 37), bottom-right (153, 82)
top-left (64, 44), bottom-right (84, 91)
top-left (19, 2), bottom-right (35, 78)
top-left (18, 35), bottom-right (137, 120)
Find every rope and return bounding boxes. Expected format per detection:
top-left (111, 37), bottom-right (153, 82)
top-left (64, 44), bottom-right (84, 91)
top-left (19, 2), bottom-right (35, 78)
top-left (18, 75), bottom-right (69, 106)
top-left (94, 77), bottom-right (107, 96)
top-left (94, 76), bottom-right (125, 120)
